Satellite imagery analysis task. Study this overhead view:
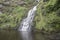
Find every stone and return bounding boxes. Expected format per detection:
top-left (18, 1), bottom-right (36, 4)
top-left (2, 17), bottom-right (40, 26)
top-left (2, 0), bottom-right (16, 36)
top-left (0, 4), bottom-right (3, 8)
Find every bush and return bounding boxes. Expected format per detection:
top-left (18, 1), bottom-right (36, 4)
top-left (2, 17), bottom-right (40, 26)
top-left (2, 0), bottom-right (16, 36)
top-left (34, 0), bottom-right (60, 32)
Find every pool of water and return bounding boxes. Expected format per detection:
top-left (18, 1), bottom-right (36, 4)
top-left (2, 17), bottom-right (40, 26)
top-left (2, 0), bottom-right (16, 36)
top-left (0, 30), bottom-right (60, 40)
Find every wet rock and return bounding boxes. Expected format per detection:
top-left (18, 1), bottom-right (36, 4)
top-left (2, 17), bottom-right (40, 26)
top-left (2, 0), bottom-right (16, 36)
top-left (0, 4), bottom-right (3, 8)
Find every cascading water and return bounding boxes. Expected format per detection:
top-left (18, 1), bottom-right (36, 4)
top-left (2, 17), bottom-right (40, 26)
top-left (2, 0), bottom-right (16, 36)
top-left (18, 6), bottom-right (37, 40)
top-left (18, 0), bottom-right (39, 40)
top-left (18, 6), bottom-right (37, 31)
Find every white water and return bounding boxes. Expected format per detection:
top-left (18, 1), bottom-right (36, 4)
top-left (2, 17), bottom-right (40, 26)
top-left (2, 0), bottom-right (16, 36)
top-left (18, 0), bottom-right (39, 40)
top-left (18, 6), bottom-right (37, 31)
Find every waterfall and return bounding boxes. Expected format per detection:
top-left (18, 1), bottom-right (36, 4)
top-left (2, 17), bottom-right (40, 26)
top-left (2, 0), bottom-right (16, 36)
top-left (18, 0), bottom-right (39, 40)
top-left (18, 5), bottom-right (38, 40)
top-left (18, 6), bottom-right (37, 31)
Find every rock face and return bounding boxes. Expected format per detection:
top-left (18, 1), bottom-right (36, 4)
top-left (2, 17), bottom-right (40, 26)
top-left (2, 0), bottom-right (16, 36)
top-left (0, 0), bottom-right (26, 13)
top-left (1, 0), bottom-right (26, 6)
top-left (17, 1), bottom-right (26, 6)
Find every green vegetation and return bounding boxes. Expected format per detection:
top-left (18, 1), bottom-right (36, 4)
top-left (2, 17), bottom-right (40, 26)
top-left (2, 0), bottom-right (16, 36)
top-left (0, 6), bottom-right (27, 29)
top-left (0, 0), bottom-right (35, 29)
top-left (0, 0), bottom-right (28, 29)
top-left (34, 0), bottom-right (60, 32)
top-left (0, 0), bottom-right (60, 32)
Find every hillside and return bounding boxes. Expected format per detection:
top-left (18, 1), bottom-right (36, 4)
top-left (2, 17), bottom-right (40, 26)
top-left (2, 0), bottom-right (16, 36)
top-left (0, 0), bottom-right (60, 32)
top-left (0, 0), bottom-right (35, 29)
top-left (34, 0), bottom-right (60, 32)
